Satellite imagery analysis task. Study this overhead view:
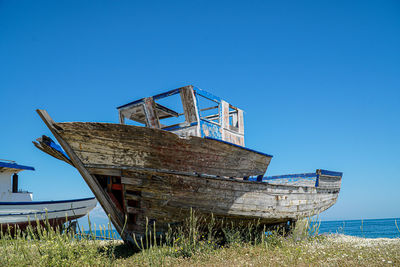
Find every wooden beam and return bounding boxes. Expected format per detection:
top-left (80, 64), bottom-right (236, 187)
top-left (180, 85), bottom-right (199, 124)
top-left (87, 168), bottom-right (122, 177)
top-left (36, 109), bottom-right (134, 244)
top-left (121, 176), bottom-right (143, 186)
top-left (127, 206), bottom-right (140, 214)
top-left (238, 109), bottom-right (244, 135)
top-left (143, 97), bottom-right (161, 128)
top-left (119, 110), bottom-right (125, 124)
top-left (155, 103), bottom-right (179, 117)
top-left (221, 100), bottom-right (230, 129)
top-left (125, 193), bottom-right (141, 201)
top-left (200, 105), bottom-right (219, 112)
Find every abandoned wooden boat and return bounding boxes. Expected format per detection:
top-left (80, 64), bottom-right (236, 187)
top-left (0, 160), bottom-right (97, 232)
top-left (34, 85), bottom-right (342, 244)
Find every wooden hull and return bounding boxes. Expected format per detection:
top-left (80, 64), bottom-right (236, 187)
top-left (35, 110), bottom-right (342, 244)
top-left (90, 168), bottom-right (341, 234)
top-left (52, 122), bottom-right (271, 178)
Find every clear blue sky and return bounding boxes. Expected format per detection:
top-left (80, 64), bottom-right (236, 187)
top-left (1, 1), bottom-right (399, 226)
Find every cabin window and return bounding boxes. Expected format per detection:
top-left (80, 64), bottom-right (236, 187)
top-left (119, 105), bottom-right (147, 127)
top-left (196, 93), bottom-right (220, 125)
top-left (125, 120), bottom-right (146, 127)
top-left (154, 93), bottom-right (186, 129)
top-left (229, 105), bottom-right (239, 132)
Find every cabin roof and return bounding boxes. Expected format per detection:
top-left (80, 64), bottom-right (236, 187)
top-left (116, 85), bottom-right (222, 110)
top-left (0, 161), bottom-right (35, 171)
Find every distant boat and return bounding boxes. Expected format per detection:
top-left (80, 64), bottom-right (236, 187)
top-left (34, 85), bottom-right (342, 244)
top-left (0, 160), bottom-right (97, 232)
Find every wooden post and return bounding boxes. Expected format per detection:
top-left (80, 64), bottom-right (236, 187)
top-left (180, 86), bottom-right (200, 124)
top-left (36, 109), bottom-right (134, 244)
top-left (143, 97), bottom-right (161, 128)
top-left (221, 100), bottom-right (229, 142)
top-left (237, 109), bottom-right (245, 146)
top-left (221, 100), bottom-right (229, 129)
top-left (118, 110), bottom-right (125, 124)
top-left (237, 109), bottom-right (244, 135)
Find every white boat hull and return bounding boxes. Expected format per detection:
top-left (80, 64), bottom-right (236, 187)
top-left (0, 197), bottom-right (97, 231)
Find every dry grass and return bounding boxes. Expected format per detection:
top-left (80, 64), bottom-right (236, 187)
top-left (116, 234), bottom-right (400, 267)
top-left (1, 215), bottom-right (400, 266)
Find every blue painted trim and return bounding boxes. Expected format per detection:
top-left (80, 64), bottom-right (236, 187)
top-left (116, 98), bottom-right (145, 109)
top-left (264, 172), bottom-right (317, 180)
top-left (193, 87), bottom-right (221, 102)
top-left (248, 169), bottom-right (342, 183)
top-left (163, 122), bottom-right (198, 131)
top-left (0, 162), bottom-right (35, 171)
top-left (0, 197), bottom-right (95, 206)
top-left (200, 118), bottom-right (221, 127)
top-left (47, 139), bottom-right (70, 160)
top-left (153, 88), bottom-right (180, 100)
top-left (204, 137), bottom-right (273, 157)
top-left (116, 88), bottom-right (182, 110)
top-left (319, 169), bottom-right (343, 177)
top-left (117, 86), bottom-right (223, 111)
top-left (0, 206), bottom-right (90, 217)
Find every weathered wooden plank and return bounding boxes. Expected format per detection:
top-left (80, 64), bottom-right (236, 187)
top-left (125, 193), bottom-right (141, 201)
top-left (318, 174), bottom-right (342, 189)
top-left (237, 109), bottom-right (244, 135)
top-left (155, 103), bottom-right (179, 118)
top-left (121, 176), bottom-right (144, 186)
top-left (221, 100), bottom-right (230, 130)
top-left (88, 168), bottom-right (122, 176)
top-left (118, 110), bottom-right (125, 124)
top-left (53, 122), bottom-right (270, 177)
top-left (33, 136), bottom-right (73, 166)
top-left (127, 206), bottom-right (140, 214)
top-left (111, 168), bottom-right (341, 235)
top-left (143, 97), bottom-right (161, 129)
top-left (180, 85), bottom-right (200, 124)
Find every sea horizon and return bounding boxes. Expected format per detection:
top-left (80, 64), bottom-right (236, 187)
top-left (319, 217), bottom-right (400, 239)
top-left (82, 217), bottom-right (400, 240)
top-left (321, 217), bottom-right (400, 223)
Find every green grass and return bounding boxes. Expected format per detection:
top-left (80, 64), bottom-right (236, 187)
top-left (1, 214), bottom-right (400, 266)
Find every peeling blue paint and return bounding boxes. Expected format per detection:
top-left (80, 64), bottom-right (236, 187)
top-left (249, 175), bottom-right (317, 186)
top-left (152, 88), bottom-right (180, 100)
top-left (248, 169), bottom-right (342, 188)
top-left (319, 169), bottom-right (343, 177)
top-left (200, 120), bottom-right (222, 139)
top-left (163, 122), bottom-right (198, 131)
top-left (0, 161), bottom-right (35, 171)
top-left (193, 87), bottom-right (221, 102)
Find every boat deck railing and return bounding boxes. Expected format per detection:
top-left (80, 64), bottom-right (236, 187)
top-left (247, 170), bottom-right (343, 188)
top-left (0, 159), bottom-right (16, 164)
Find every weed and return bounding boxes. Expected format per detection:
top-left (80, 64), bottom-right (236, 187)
top-left (1, 213), bottom-right (399, 266)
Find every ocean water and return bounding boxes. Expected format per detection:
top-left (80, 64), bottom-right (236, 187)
top-left (318, 218), bottom-right (400, 239)
top-left (84, 218), bottom-right (400, 240)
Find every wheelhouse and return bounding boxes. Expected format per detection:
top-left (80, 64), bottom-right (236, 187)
top-left (117, 85), bottom-right (245, 146)
top-left (0, 160), bottom-right (34, 202)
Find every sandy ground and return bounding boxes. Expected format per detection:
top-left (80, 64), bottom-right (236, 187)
top-left (327, 234), bottom-right (400, 247)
